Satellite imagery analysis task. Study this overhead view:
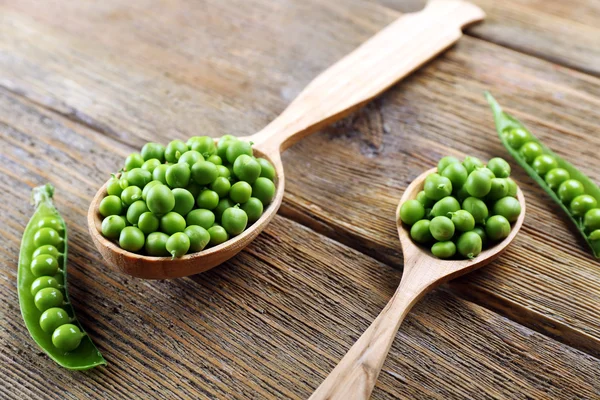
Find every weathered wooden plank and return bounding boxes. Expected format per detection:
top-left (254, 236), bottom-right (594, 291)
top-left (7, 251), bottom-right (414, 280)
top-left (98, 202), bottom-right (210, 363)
top-left (1, 90), bottom-right (599, 399)
top-left (383, 0), bottom-right (600, 77)
top-left (1, 0), bottom-right (599, 356)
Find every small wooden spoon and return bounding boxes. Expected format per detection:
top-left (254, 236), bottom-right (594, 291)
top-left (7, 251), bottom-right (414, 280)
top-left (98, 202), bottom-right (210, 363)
top-left (88, 1), bottom-right (485, 279)
top-left (309, 167), bottom-right (525, 400)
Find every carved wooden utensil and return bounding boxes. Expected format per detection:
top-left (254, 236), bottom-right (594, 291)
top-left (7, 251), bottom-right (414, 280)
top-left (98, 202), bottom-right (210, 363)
top-left (309, 167), bottom-right (526, 400)
top-left (89, 1), bottom-right (485, 279)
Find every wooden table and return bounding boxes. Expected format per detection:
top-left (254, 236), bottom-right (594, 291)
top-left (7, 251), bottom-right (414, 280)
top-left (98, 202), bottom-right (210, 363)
top-left (1, 0), bottom-right (599, 398)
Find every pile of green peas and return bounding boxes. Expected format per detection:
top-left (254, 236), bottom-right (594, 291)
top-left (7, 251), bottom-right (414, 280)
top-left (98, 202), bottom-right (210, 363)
top-left (505, 128), bottom-right (600, 240)
top-left (98, 135), bottom-right (276, 257)
top-left (399, 155), bottom-right (522, 259)
top-left (29, 217), bottom-right (86, 352)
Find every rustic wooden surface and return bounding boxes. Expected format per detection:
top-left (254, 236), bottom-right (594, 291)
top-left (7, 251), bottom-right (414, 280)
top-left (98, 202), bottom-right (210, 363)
top-left (1, 0), bottom-right (599, 398)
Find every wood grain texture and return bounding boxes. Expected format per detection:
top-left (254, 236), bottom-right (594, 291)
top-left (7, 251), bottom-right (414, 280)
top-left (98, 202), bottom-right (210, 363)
top-left (1, 89), bottom-right (599, 399)
top-left (383, 0), bottom-right (600, 76)
top-left (1, 0), bottom-right (597, 355)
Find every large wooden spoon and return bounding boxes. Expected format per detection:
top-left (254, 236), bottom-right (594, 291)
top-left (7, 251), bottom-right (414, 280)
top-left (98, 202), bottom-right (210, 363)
top-left (88, 1), bottom-right (485, 279)
top-left (309, 167), bottom-right (526, 400)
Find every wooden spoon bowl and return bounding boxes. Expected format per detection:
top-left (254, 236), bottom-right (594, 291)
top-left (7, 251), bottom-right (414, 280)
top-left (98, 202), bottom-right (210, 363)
top-left (88, 0), bottom-right (485, 279)
top-left (310, 167), bottom-right (525, 400)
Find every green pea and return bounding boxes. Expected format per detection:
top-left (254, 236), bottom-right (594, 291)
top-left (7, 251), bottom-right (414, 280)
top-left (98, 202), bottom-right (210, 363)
top-left (544, 168), bottom-right (570, 191)
top-left (165, 163), bottom-right (191, 188)
top-left (146, 184), bottom-right (175, 215)
top-left (166, 232), bottom-right (191, 257)
top-left (221, 207), bottom-right (248, 236)
top-left (449, 210), bottom-right (475, 232)
top-left (570, 195), bottom-right (598, 217)
top-left (506, 128), bottom-right (531, 149)
top-left (233, 155), bottom-right (261, 183)
top-left (141, 142), bottom-right (166, 162)
top-left (142, 180), bottom-right (163, 201)
top-left (226, 140), bottom-right (253, 164)
top-left (145, 232), bottom-right (170, 256)
top-left (532, 155), bottom-right (557, 177)
top-left (214, 198), bottom-right (234, 222)
top-left (462, 156), bottom-right (484, 174)
top-left (492, 196), bottom-right (521, 223)
top-left (216, 136), bottom-right (238, 159)
top-left (197, 190), bottom-right (220, 210)
top-left (152, 164), bottom-right (170, 184)
top-left (457, 231), bottom-right (482, 259)
top-left (178, 150), bottom-right (204, 167)
top-left (584, 208), bottom-right (600, 232)
top-left (121, 186), bottom-right (142, 206)
top-left (399, 200), bottom-right (425, 225)
top-left (52, 324), bottom-right (84, 351)
top-left (160, 212), bottom-right (186, 235)
top-left (99, 195), bottom-right (123, 217)
top-left (478, 167), bottom-right (496, 180)
top-left (165, 140), bottom-right (188, 163)
top-left (119, 226), bottom-right (145, 252)
top-left (185, 182), bottom-right (202, 199)
top-left (424, 173), bottom-right (452, 201)
top-left (465, 170), bottom-right (492, 198)
top-left (191, 161), bottom-right (219, 185)
top-left (106, 177), bottom-right (124, 197)
top-left (431, 241), bottom-right (456, 259)
top-left (590, 230), bottom-right (600, 241)
top-left (486, 157), bottom-right (511, 178)
top-left (31, 254), bottom-right (60, 279)
top-left (33, 245), bottom-right (60, 259)
top-left (252, 177), bottom-right (276, 205)
top-left (416, 191), bottom-right (434, 208)
top-left (34, 228), bottom-right (63, 249)
top-left (31, 276), bottom-right (61, 296)
top-left (557, 179), bottom-right (585, 204)
top-left (429, 216), bottom-right (455, 241)
top-left (485, 178), bottom-right (509, 202)
top-left (137, 212), bottom-right (159, 235)
top-left (208, 225), bottom-right (229, 246)
top-left (124, 152), bottom-right (144, 171)
top-left (410, 220), bottom-right (433, 244)
top-left (241, 197), bottom-right (264, 223)
top-left (34, 287), bottom-right (64, 312)
top-left (101, 215), bottom-right (126, 239)
top-left (126, 200), bottom-right (149, 225)
top-left (462, 197), bottom-right (488, 224)
top-left (519, 142), bottom-right (543, 164)
top-left (437, 156), bottom-right (460, 173)
top-left (430, 196), bottom-right (460, 218)
top-left (441, 163), bottom-right (468, 189)
top-left (217, 165), bottom-right (231, 179)
top-left (257, 158), bottom-right (276, 181)
top-left (485, 215), bottom-right (511, 241)
top-left (171, 188), bottom-right (195, 216)
top-left (471, 226), bottom-right (488, 247)
top-left (188, 136), bottom-right (216, 156)
top-left (184, 225), bottom-right (211, 252)
top-left (124, 168), bottom-right (152, 188)
top-left (141, 158), bottom-right (162, 173)
top-left (186, 209), bottom-right (215, 230)
top-left (207, 154), bottom-right (223, 165)
top-left (505, 177), bottom-right (518, 198)
top-left (211, 177), bottom-right (231, 198)
top-left (454, 185), bottom-right (470, 203)
top-left (229, 181), bottom-right (253, 204)
top-left (40, 307), bottom-right (70, 334)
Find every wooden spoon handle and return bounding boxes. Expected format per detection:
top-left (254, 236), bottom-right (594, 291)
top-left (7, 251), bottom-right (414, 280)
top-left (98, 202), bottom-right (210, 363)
top-left (309, 285), bottom-right (423, 400)
top-left (251, 0), bottom-right (484, 154)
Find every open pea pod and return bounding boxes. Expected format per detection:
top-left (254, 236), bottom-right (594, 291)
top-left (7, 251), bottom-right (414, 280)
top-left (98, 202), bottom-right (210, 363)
top-left (485, 92), bottom-right (600, 258)
top-left (18, 184), bottom-right (106, 369)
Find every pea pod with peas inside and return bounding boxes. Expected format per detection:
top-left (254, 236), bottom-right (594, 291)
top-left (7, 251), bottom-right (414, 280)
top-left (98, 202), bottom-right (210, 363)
top-left (18, 184), bottom-right (106, 369)
top-left (486, 92), bottom-right (600, 258)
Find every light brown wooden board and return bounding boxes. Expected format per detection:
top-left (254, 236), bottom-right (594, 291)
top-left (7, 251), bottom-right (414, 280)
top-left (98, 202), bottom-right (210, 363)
top-left (1, 0), bottom-right (598, 356)
top-left (1, 89), bottom-right (599, 399)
